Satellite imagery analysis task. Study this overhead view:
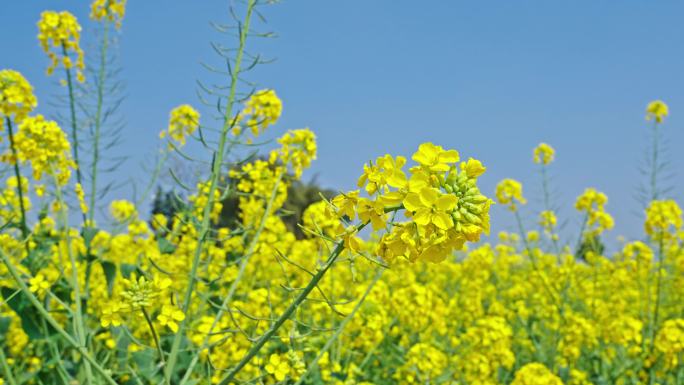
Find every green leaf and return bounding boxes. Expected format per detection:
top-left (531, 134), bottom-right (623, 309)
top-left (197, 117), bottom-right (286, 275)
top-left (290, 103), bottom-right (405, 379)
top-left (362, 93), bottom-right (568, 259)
top-left (157, 237), bottom-right (177, 254)
top-left (101, 261), bottom-right (117, 295)
top-left (0, 286), bottom-right (47, 339)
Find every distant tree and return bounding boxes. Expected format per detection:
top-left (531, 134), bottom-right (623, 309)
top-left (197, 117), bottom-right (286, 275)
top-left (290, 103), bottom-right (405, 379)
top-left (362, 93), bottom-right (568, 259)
top-left (575, 234), bottom-right (605, 262)
top-left (150, 177), bottom-right (335, 238)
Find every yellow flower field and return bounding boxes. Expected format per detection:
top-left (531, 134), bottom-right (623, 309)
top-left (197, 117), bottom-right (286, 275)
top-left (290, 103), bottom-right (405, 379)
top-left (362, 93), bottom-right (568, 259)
top-left (1, 1), bottom-right (683, 384)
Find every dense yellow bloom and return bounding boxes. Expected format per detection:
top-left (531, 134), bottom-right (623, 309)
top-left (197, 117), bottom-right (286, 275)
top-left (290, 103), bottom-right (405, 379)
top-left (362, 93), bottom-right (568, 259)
top-left (110, 199), bottom-right (137, 221)
top-left (160, 104), bottom-right (200, 146)
top-left (538, 210), bottom-right (557, 231)
top-left (395, 343), bottom-right (448, 383)
top-left (357, 154), bottom-right (408, 195)
top-left (575, 188), bottom-right (607, 212)
top-left (75, 183), bottom-right (88, 214)
top-left (188, 180), bottom-right (223, 224)
top-left (7, 115), bottom-right (75, 185)
top-left (403, 186), bottom-right (458, 230)
top-left (90, 0), bottom-right (127, 28)
top-left (411, 142), bottom-right (459, 172)
top-left (237, 89), bottom-right (282, 136)
top-left (156, 305), bottom-right (185, 333)
top-left (28, 273), bottom-right (51, 296)
top-left (511, 363), bottom-right (562, 385)
top-left (655, 319), bottom-right (684, 369)
top-left (37, 11), bottom-right (85, 82)
top-left (576, 188), bottom-right (613, 234)
top-left (533, 142), bottom-right (555, 165)
top-left (269, 128), bottom-right (317, 178)
top-left (100, 302), bottom-right (124, 328)
top-left (646, 100), bottom-right (669, 123)
top-left (0, 70), bottom-right (37, 123)
top-left (644, 199), bottom-right (682, 238)
top-left (496, 178), bottom-right (526, 211)
top-left (264, 352), bottom-right (304, 382)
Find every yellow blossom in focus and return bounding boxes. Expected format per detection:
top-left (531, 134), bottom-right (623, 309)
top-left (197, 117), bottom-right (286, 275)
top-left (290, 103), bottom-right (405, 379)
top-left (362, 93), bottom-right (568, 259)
top-left (411, 142), bottom-right (459, 173)
top-left (403, 187), bottom-right (457, 230)
top-left (461, 157), bottom-right (486, 178)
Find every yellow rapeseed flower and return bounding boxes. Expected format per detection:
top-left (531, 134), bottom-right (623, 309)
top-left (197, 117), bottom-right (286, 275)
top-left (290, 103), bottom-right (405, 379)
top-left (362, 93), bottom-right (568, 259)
top-left (37, 11), bottom-right (85, 82)
top-left (646, 100), bottom-right (669, 123)
top-left (0, 70), bottom-right (37, 123)
top-left (533, 142), bottom-right (555, 165)
top-left (90, 0), bottom-right (127, 28)
top-left (496, 179), bottom-right (526, 211)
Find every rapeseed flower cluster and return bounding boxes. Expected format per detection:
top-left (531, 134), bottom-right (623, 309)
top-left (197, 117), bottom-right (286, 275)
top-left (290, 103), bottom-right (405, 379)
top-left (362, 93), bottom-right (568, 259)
top-left (37, 11), bottom-right (85, 82)
top-left (90, 0), bottom-right (127, 28)
top-left (160, 104), bottom-right (201, 146)
top-left (3, 2), bottom-right (684, 385)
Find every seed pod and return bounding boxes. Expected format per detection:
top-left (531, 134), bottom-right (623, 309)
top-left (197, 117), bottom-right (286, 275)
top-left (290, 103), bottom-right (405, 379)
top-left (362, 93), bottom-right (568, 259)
top-left (464, 212), bottom-right (482, 224)
top-left (464, 202), bottom-right (482, 214)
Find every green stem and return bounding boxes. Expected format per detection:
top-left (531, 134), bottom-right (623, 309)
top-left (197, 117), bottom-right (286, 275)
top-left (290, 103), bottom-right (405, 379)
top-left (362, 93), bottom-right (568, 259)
top-left (62, 44), bottom-right (85, 223)
top-left (5, 118), bottom-right (30, 254)
top-left (294, 269), bottom-right (383, 385)
top-left (142, 307), bottom-right (166, 365)
top-left (0, 347), bottom-right (17, 385)
top-left (650, 236), bottom-right (665, 350)
top-left (216, 222), bottom-right (368, 385)
top-left (163, 1), bottom-right (257, 382)
top-left (52, 171), bottom-right (93, 385)
top-left (88, 20), bottom-right (110, 223)
top-left (179, 171), bottom-right (283, 385)
top-left (540, 164), bottom-right (560, 255)
top-left (650, 121), bottom-right (659, 202)
top-left (0, 248), bottom-right (117, 385)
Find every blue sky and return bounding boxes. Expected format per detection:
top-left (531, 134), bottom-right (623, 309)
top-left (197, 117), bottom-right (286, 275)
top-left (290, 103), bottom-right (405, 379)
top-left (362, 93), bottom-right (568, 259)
top-left (2, 1), bottom-right (684, 247)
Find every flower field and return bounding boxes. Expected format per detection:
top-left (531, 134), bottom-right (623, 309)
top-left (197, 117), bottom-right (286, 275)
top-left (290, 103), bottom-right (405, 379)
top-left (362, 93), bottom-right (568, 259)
top-left (1, 1), bottom-right (684, 385)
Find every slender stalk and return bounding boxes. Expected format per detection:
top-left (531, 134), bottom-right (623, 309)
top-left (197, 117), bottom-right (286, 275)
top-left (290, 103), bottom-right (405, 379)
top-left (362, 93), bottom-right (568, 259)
top-left (0, 347), bottom-right (17, 385)
top-left (142, 307), bottom-right (166, 364)
top-left (179, 171), bottom-right (283, 385)
top-left (650, 120), bottom-right (659, 202)
top-left (294, 269), bottom-right (383, 385)
top-left (88, 21), bottom-right (110, 223)
top-left (62, 44), bottom-right (85, 222)
top-left (650, 236), bottom-right (665, 350)
top-left (540, 164), bottom-right (560, 255)
top-left (0, 248), bottom-right (117, 385)
top-left (5, 118), bottom-right (30, 251)
top-left (52, 171), bottom-right (93, 385)
top-left (163, 1), bottom-right (257, 382)
top-left (216, 222), bottom-right (369, 385)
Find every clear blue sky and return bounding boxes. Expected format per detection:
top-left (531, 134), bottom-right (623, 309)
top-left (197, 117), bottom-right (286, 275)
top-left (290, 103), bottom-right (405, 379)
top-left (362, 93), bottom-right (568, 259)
top-left (2, 1), bottom-right (684, 246)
